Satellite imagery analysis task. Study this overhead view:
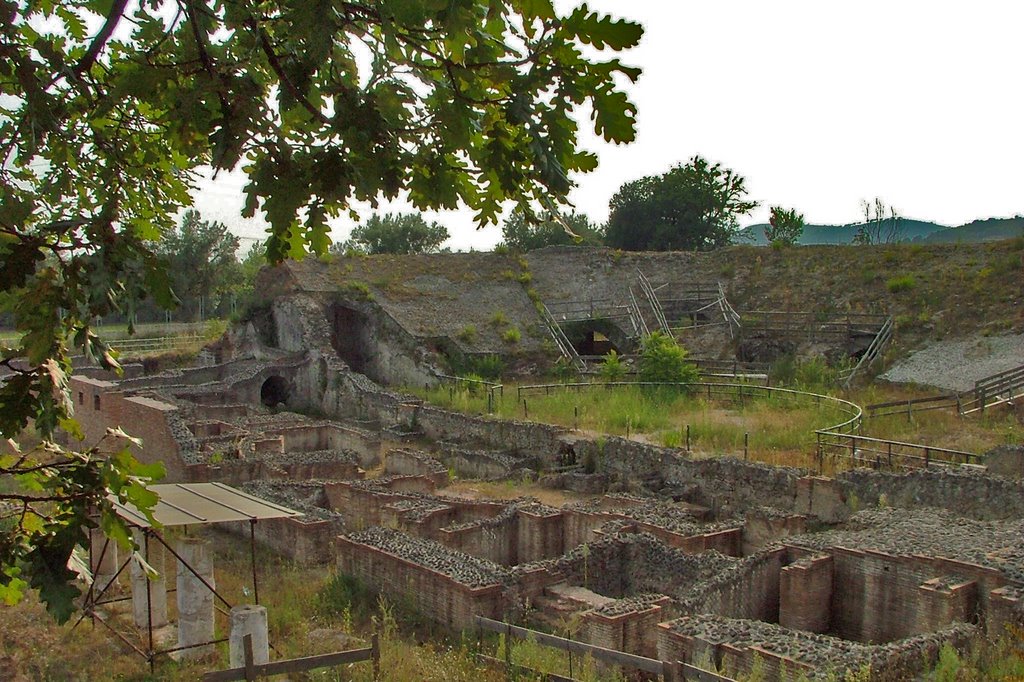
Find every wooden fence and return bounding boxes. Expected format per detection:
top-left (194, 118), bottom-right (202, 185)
top-left (475, 616), bottom-right (734, 682)
top-left (204, 633), bottom-right (379, 681)
top-left (739, 311), bottom-right (889, 341)
top-left (867, 363), bottom-right (1024, 419)
top-left (815, 431), bottom-right (981, 472)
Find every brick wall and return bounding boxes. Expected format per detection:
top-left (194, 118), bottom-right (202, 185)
top-left (802, 546), bottom-right (994, 643)
top-left (693, 550), bottom-right (785, 623)
top-left (440, 516), bottom-right (517, 565)
top-left (336, 536), bottom-right (505, 629)
top-left (69, 376), bottom-right (186, 479)
top-left (517, 509), bottom-right (564, 563)
top-left (779, 554), bottom-right (833, 633)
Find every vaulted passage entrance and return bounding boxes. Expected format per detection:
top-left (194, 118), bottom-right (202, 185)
top-left (329, 304), bottom-right (375, 379)
top-left (260, 375), bottom-right (290, 407)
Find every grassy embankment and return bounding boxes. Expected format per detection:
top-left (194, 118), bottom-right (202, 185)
top-left (410, 378), bottom-right (1022, 471)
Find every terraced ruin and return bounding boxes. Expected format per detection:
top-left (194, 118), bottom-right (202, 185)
top-left (67, 244), bottom-right (1024, 680)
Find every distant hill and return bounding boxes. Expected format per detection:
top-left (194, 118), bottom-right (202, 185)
top-left (739, 218), bottom-right (946, 245)
top-left (919, 217), bottom-right (1024, 244)
top-left (740, 216), bottom-right (1024, 246)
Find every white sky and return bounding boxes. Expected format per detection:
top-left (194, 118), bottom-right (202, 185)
top-left (192, 0), bottom-right (1024, 252)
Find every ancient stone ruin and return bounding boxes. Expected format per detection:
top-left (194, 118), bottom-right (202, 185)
top-left (68, 247), bottom-right (1024, 681)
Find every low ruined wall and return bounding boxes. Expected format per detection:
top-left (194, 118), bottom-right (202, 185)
top-left (440, 510), bottom-right (517, 565)
top-left (789, 544), bottom-right (1005, 644)
top-left (223, 516), bottom-right (342, 564)
top-left (838, 468), bottom-right (1024, 520)
top-left (685, 550), bottom-right (785, 623)
top-left (580, 595), bottom-right (672, 659)
top-left (336, 529), bottom-right (508, 629)
top-left (384, 449), bottom-right (449, 486)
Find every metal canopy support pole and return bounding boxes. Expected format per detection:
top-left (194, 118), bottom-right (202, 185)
top-left (145, 530), bottom-right (155, 673)
top-left (250, 519), bottom-right (260, 605)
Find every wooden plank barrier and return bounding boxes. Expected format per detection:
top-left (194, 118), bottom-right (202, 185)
top-left (475, 616), bottom-right (735, 681)
top-left (203, 633), bottom-right (379, 681)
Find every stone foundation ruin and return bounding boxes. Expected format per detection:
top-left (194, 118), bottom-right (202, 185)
top-left (65, 247), bottom-right (1024, 681)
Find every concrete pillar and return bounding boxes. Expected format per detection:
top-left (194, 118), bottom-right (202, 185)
top-left (229, 605), bottom-right (270, 668)
top-left (90, 528), bottom-right (119, 593)
top-left (176, 537), bottom-right (216, 659)
top-left (131, 530), bottom-right (168, 628)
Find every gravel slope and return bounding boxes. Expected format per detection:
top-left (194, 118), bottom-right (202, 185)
top-left (880, 333), bottom-right (1024, 391)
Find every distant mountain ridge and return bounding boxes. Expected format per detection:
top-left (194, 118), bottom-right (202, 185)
top-left (740, 216), bottom-right (1024, 245)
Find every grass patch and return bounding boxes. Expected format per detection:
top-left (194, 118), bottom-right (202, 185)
top-left (885, 274), bottom-right (916, 293)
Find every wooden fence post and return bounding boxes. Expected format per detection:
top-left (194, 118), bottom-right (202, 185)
top-left (243, 634), bottom-right (255, 681)
top-left (371, 633), bottom-right (380, 681)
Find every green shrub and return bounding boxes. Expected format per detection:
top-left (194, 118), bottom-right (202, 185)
top-left (450, 353), bottom-right (504, 380)
top-left (638, 331), bottom-right (698, 384)
top-left (456, 325), bottom-right (477, 342)
top-left (516, 271), bottom-right (532, 285)
top-left (493, 244), bottom-right (510, 254)
top-left (502, 327), bottom-right (521, 344)
top-left (599, 349), bottom-right (627, 382)
top-left (490, 311), bottom-right (508, 326)
top-left (885, 274), bottom-right (916, 293)
top-left (345, 280), bottom-right (373, 300)
top-left (551, 357), bottom-right (577, 381)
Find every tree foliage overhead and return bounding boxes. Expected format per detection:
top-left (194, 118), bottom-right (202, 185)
top-left (605, 156), bottom-right (758, 252)
top-left (338, 212), bottom-right (450, 255)
top-left (0, 0), bottom-right (642, 619)
top-left (499, 209), bottom-right (604, 252)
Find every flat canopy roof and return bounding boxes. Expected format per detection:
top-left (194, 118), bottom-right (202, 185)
top-left (111, 482), bottom-right (303, 528)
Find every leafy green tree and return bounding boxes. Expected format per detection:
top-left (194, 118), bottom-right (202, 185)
top-left (339, 212), bottom-right (449, 255)
top-left (499, 209), bottom-right (605, 252)
top-left (0, 0), bottom-right (642, 619)
top-left (605, 156), bottom-right (758, 251)
top-left (765, 206), bottom-right (805, 246)
top-left (638, 331), bottom-right (699, 384)
top-left (157, 210), bottom-right (241, 320)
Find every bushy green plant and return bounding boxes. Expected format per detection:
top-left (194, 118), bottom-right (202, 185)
top-left (886, 274), bottom-right (916, 293)
top-left (463, 354), bottom-right (504, 380)
top-left (456, 325), bottom-right (477, 342)
top-left (599, 349), bottom-right (627, 382)
top-left (490, 310), bottom-right (508, 326)
top-left (638, 331), bottom-right (698, 384)
top-left (502, 327), bottom-right (521, 344)
top-left (552, 357), bottom-right (578, 381)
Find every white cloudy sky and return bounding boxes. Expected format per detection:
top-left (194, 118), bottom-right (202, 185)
top-left (193, 0), bottom-right (1024, 252)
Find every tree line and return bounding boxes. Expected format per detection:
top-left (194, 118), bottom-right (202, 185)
top-left (326, 156), bottom-right (809, 255)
